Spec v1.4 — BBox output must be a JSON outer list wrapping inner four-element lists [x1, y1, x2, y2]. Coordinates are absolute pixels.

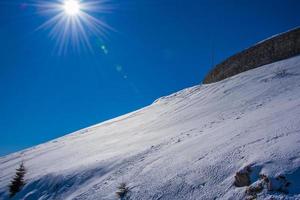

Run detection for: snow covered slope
[[1, 56, 300, 200]]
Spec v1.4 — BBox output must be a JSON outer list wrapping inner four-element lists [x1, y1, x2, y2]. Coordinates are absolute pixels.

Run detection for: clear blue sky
[[0, 0, 299, 156]]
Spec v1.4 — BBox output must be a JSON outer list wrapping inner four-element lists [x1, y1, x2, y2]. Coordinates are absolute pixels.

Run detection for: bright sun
[[37, 0, 113, 53], [63, 0, 81, 16]]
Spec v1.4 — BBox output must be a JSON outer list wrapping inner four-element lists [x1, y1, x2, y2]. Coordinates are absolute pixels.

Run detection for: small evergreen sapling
[[9, 162, 26, 198], [116, 182, 130, 200]]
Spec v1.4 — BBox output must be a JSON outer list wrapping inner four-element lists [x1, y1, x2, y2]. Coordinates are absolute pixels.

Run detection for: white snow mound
[[1, 56, 300, 200]]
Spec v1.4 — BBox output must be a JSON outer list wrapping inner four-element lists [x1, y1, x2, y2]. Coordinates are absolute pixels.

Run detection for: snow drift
[[1, 56, 300, 200]]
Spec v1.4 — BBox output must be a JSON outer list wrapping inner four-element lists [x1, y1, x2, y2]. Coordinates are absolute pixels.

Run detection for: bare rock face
[[203, 27, 300, 84], [234, 166, 252, 187]]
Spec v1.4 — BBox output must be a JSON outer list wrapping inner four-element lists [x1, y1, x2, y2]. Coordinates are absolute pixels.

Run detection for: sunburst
[[36, 0, 113, 54]]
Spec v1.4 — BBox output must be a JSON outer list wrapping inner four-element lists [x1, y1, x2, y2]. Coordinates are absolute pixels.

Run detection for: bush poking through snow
[[116, 182, 130, 200], [8, 162, 26, 198]]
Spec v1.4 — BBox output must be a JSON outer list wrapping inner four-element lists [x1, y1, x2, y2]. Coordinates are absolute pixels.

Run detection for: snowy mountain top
[[1, 56, 300, 199]]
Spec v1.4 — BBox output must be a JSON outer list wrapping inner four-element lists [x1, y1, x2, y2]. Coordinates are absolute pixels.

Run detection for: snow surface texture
[[1, 56, 300, 200]]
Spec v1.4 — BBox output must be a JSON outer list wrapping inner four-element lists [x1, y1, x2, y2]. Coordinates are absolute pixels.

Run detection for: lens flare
[[36, 0, 113, 54]]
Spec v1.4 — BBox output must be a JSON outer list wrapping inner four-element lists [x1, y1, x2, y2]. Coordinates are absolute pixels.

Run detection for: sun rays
[[36, 0, 113, 54]]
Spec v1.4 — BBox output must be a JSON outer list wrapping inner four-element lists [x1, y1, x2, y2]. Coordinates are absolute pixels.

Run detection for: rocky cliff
[[203, 27, 300, 84]]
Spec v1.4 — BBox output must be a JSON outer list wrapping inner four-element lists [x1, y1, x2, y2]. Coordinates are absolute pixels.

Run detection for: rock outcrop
[[203, 27, 300, 84]]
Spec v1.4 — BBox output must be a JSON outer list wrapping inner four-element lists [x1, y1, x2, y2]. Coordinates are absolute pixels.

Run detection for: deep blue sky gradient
[[1, 0, 300, 156]]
